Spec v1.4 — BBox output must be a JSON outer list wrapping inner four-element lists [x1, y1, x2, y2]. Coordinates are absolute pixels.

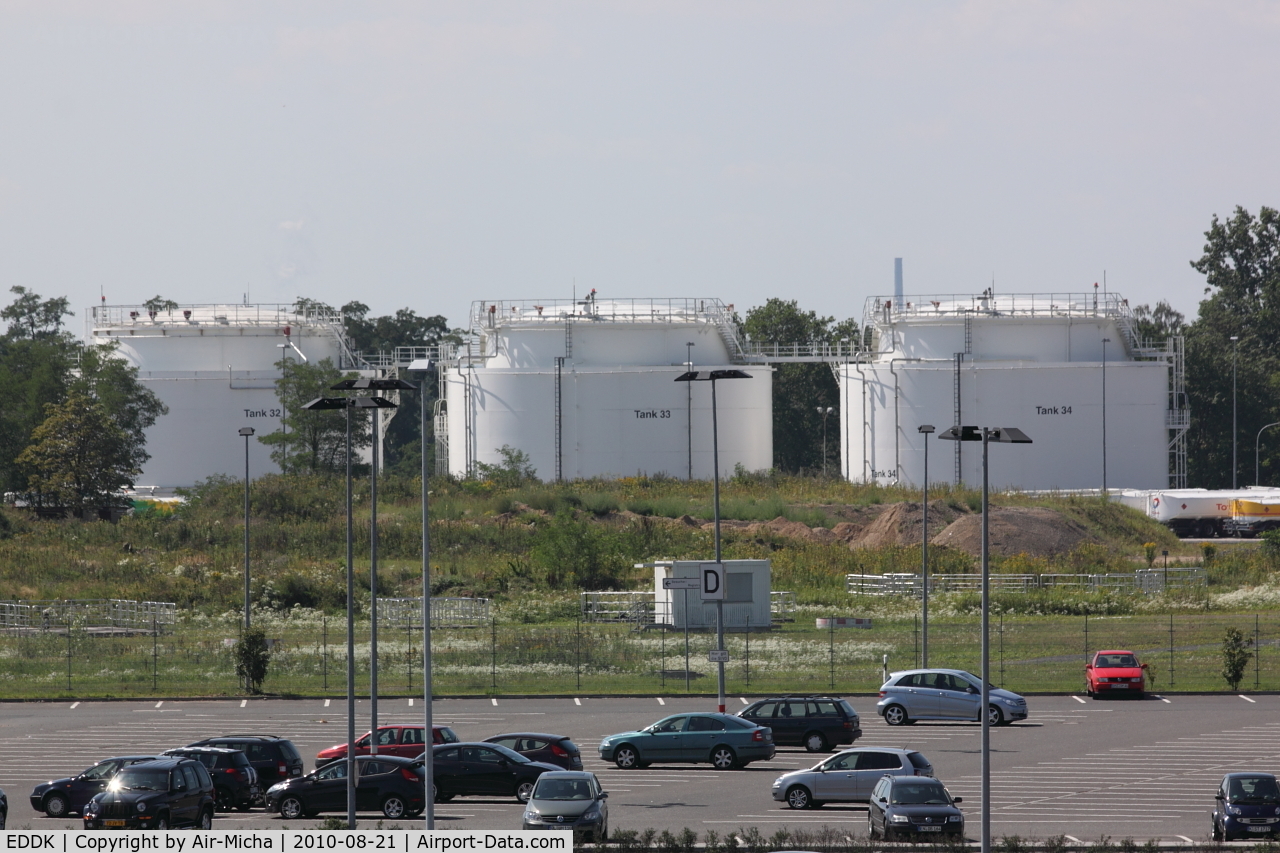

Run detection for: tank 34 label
[[1035, 406, 1072, 415]]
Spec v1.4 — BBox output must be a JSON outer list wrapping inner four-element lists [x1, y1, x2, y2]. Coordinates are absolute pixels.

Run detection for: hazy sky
[[2, 1, 1276, 339]]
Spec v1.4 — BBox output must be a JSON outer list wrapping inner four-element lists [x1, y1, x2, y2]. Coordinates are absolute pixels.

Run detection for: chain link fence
[[0, 610, 1276, 698]]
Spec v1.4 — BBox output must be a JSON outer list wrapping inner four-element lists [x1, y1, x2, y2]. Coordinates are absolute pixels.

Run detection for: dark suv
[[185, 735, 304, 787], [162, 747, 259, 811], [82, 759, 215, 830], [738, 696, 861, 752]]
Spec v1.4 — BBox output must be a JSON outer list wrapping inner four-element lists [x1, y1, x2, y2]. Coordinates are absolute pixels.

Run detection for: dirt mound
[[931, 506, 1097, 558], [851, 501, 964, 548]]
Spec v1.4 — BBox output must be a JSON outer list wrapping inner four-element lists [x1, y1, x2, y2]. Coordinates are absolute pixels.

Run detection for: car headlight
[[949, 815, 963, 823], [137, 801, 148, 812], [890, 814, 910, 823], [84, 802, 99, 816], [524, 811, 540, 823], [267, 783, 285, 794], [581, 803, 601, 820], [1227, 805, 1242, 815]]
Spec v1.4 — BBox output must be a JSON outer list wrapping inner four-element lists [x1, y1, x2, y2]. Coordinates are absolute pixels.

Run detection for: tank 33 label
[[634, 409, 672, 418]]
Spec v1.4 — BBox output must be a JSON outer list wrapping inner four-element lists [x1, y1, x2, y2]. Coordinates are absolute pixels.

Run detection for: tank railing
[[91, 304, 345, 328], [355, 343, 458, 370], [468, 298, 733, 332], [0, 599, 177, 633], [846, 568, 1206, 597], [861, 292, 1134, 330], [375, 596, 491, 628], [739, 340, 863, 360]]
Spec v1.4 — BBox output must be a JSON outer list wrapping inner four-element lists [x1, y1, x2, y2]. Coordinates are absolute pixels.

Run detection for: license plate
[[104, 821, 126, 827], [1248, 826, 1271, 833], [918, 826, 942, 832], [1111, 683, 1129, 689]]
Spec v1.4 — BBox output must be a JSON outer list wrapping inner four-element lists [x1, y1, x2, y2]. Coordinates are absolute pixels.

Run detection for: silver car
[[875, 668, 1028, 726], [521, 771, 609, 842], [771, 747, 933, 809]]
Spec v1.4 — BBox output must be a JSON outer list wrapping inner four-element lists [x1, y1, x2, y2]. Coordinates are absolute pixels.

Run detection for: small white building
[[653, 560, 772, 630]]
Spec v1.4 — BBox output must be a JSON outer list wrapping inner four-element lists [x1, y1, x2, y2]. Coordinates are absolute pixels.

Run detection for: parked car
[[867, 774, 964, 842], [431, 743, 560, 803], [266, 755, 425, 820], [522, 771, 609, 842], [30, 755, 161, 817], [598, 712, 775, 770], [316, 725, 459, 768], [1213, 772, 1280, 841], [1, 786, 7, 830], [484, 733, 583, 770], [1085, 650, 1149, 699], [161, 747, 258, 811], [876, 669, 1028, 726], [82, 759, 215, 830], [185, 735, 304, 786], [739, 696, 861, 752], [771, 747, 934, 809]]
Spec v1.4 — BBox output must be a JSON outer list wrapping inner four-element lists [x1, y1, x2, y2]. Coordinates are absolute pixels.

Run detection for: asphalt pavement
[[2, 693, 1277, 844]]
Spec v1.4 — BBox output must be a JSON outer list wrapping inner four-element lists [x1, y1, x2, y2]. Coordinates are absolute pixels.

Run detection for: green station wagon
[[598, 713, 774, 770]]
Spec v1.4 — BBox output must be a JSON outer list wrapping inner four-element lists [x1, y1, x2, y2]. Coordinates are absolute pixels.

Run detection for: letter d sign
[[700, 562, 724, 600]]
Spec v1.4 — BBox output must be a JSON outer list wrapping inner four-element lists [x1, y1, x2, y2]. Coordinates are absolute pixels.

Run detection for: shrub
[[1221, 626, 1253, 690], [233, 627, 272, 694]]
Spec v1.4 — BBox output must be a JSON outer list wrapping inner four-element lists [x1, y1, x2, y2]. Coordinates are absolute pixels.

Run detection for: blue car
[[1213, 773, 1280, 841], [598, 712, 774, 770], [876, 669, 1028, 726]]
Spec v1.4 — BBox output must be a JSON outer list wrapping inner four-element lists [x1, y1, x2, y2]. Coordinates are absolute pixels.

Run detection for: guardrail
[[376, 596, 491, 628], [581, 590, 799, 625], [845, 567, 1207, 597], [0, 599, 177, 633]]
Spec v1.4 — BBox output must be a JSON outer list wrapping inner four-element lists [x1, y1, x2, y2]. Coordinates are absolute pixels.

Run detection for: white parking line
[[240, 699, 247, 708], [657, 697, 665, 705], [155, 701, 163, 708], [1064, 837, 1081, 844], [324, 699, 331, 707], [1176, 836, 1194, 843], [574, 698, 582, 706], [1239, 695, 1256, 703], [740, 697, 748, 705], [491, 698, 498, 706], [70, 702, 79, 709], [1072, 696, 1086, 704], [1159, 696, 1171, 703]]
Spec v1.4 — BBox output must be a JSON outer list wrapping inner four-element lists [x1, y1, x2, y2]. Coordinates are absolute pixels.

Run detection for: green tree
[[17, 392, 141, 509], [259, 357, 371, 473], [474, 445, 538, 487], [1, 285, 73, 339], [741, 298, 858, 473], [1186, 206, 1280, 487], [233, 627, 272, 694], [141, 296, 179, 317], [529, 510, 629, 590], [1220, 626, 1254, 691], [1130, 301, 1186, 345]]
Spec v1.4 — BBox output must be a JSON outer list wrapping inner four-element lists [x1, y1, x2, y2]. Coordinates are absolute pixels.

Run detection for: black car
[[1, 786, 7, 830], [265, 755, 425, 820], [483, 733, 584, 770], [185, 735, 304, 787], [162, 747, 259, 811], [867, 774, 965, 843], [30, 755, 161, 818], [431, 742, 560, 803], [739, 696, 861, 752], [82, 759, 215, 830], [1213, 772, 1280, 841]]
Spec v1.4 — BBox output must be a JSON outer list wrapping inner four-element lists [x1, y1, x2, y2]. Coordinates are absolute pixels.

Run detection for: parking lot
[[2, 693, 1277, 843]]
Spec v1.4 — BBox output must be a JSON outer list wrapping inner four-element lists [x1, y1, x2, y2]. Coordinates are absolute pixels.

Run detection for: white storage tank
[[440, 297, 772, 481], [88, 303, 352, 489], [839, 292, 1187, 491]]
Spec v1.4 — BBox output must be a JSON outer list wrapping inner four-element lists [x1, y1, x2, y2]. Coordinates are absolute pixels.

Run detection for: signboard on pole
[[707, 649, 730, 663], [700, 562, 724, 600], [662, 577, 701, 590]]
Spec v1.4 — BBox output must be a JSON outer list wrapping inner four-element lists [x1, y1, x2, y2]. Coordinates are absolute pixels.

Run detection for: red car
[[1085, 650, 1148, 699], [316, 725, 459, 768]]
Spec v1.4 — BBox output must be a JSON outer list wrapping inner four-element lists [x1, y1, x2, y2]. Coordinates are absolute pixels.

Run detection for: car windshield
[[532, 778, 594, 801], [1228, 777, 1280, 804], [1096, 654, 1138, 667], [891, 783, 951, 805], [111, 768, 170, 792], [436, 727, 459, 744]]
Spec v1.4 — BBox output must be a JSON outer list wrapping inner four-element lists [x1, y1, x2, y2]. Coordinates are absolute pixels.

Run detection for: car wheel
[[279, 796, 307, 820], [381, 795, 407, 819], [867, 814, 878, 839], [1212, 820, 1223, 842], [44, 792, 69, 818], [710, 746, 737, 770], [154, 814, 170, 831], [883, 704, 909, 726], [198, 807, 213, 830], [803, 731, 828, 753], [785, 785, 812, 810], [515, 781, 535, 804], [0, 809, 6, 830], [215, 787, 236, 812], [987, 704, 1004, 726], [614, 745, 640, 770]]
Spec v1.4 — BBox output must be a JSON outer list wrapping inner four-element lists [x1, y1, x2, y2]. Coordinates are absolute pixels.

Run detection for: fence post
[[153, 613, 158, 692], [407, 616, 412, 692], [322, 615, 328, 691], [999, 612, 1005, 688], [1255, 614, 1261, 690], [1083, 613, 1088, 663], [745, 619, 750, 690], [1168, 614, 1175, 688], [575, 612, 581, 693], [828, 616, 835, 691], [491, 617, 497, 691], [914, 613, 919, 669], [66, 613, 72, 693]]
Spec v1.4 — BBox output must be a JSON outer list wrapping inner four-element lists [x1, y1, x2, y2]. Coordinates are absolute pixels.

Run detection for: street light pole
[[1231, 336, 1240, 489], [370, 406, 379, 755], [1101, 338, 1110, 496], [407, 359, 434, 828], [917, 425, 934, 667], [1258, 422, 1280, 487], [676, 369, 751, 714], [686, 342, 694, 481], [239, 427, 254, 632], [939, 424, 1031, 853]]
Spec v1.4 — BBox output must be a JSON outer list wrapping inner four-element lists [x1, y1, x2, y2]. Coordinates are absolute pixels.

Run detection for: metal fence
[[376, 597, 491, 628], [580, 590, 799, 625], [845, 568, 1207, 597], [0, 599, 177, 633], [0, 611, 1275, 699]]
